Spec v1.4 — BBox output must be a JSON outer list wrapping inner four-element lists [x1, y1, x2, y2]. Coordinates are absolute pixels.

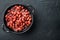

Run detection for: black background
[[0, 0, 60, 40]]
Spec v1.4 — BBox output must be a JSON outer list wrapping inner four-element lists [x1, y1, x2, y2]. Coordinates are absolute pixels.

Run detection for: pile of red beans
[[5, 5, 32, 32]]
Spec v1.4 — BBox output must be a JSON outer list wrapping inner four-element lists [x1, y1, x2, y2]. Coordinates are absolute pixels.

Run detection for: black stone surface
[[0, 0, 60, 40]]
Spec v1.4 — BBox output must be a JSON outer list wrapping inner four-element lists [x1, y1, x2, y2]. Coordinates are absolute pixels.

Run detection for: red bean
[[27, 21, 31, 25], [5, 5, 32, 32], [13, 18, 15, 22]]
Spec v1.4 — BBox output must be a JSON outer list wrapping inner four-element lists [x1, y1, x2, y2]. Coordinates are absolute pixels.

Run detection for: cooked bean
[[5, 5, 32, 32]]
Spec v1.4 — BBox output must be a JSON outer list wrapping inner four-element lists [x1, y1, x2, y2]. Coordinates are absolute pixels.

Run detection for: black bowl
[[2, 4, 34, 34]]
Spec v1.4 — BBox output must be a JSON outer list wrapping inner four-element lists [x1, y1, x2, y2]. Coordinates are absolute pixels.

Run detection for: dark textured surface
[[0, 0, 60, 40]]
